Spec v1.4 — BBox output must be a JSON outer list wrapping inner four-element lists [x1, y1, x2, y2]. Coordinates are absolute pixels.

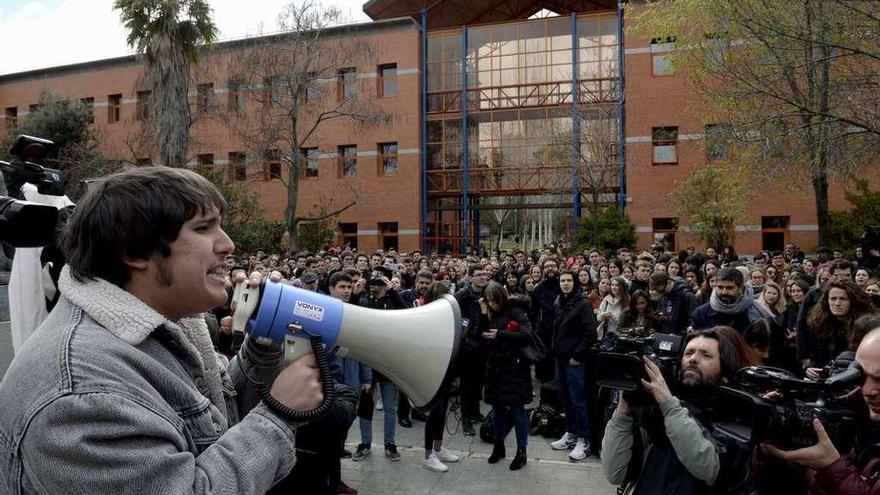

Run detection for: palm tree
[[115, 0, 217, 167]]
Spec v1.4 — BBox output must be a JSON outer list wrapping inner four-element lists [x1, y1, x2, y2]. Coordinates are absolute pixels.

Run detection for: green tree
[[198, 169, 283, 253], [115, 0, 217, 167], [575, 207, 636, 255], [1, 91, 114, 201], [829, 180, 880, 253], [631, 0, 880, 246], [670, 164, 751, 251]]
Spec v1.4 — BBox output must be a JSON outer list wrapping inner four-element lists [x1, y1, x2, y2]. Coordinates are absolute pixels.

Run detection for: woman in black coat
[[479, 281, 533, 471]]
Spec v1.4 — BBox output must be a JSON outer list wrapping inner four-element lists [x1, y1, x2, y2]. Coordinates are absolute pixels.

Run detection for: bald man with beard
[[761, 316, 880, 495]]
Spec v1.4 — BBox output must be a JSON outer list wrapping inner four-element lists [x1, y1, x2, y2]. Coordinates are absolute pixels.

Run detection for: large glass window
[[428, 14, 618, 113]]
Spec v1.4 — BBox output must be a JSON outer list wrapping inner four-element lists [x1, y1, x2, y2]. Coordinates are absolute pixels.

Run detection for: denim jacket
[[0, 267, 297, 494]]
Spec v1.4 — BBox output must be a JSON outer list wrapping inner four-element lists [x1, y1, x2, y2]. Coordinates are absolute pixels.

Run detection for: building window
[[136, 157, 152, 166], [197, 83, 214, 112], [302, 147, 319, 179], [264, 76, 281, 105], [108, 94, 122, 123], [136, 91, 151, 121], [4, 107, 17, 128], [339, 222, 358, 250], [29, 104, 39, 113], [228, 76, 246, 112], [650, 37, 675, 76], [262, 149, 282, 181], [197, 153, 214, 174], [305, 72, 319, 103], [705, 123, 731, 161], [379, 142, 399, 175], [652, 217, 678, 251], [762, 216, 789, 252], [652, 126, 678, 164], [229, 152, 247, 181], [338, 68, 357, 101], [379, 222, 398, 251], [378, 64, 397, 97], [339, 145, 357, 176], [80, 97, 94, 124]]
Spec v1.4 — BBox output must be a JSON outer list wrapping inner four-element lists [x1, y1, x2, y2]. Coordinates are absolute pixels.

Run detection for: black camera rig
[[714, 364, 865, 452], [0, 135, 65, 247]]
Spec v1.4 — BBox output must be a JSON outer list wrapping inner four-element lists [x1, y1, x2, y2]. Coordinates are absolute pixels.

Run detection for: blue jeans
[[556, 359, 590, 439], [492, 404, 528, 448], [360, 380, 398, 445]]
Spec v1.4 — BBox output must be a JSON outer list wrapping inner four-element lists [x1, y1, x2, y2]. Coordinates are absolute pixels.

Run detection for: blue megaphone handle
[[247, 280, 344, 347]]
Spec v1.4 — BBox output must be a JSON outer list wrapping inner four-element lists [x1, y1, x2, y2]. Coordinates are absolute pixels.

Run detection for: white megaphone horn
[[246, 281, 461, 412]]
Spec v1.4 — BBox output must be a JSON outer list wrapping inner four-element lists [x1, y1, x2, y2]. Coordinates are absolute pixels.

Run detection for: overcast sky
[[0, 0, 371, 75]]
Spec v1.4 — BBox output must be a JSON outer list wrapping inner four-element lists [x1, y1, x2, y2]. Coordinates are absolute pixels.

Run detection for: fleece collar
[[57, 266, 226, 413]]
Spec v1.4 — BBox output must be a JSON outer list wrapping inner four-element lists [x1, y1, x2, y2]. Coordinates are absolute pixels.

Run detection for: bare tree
[[215, 0, 389, 251], [632, 0, 880, 246]]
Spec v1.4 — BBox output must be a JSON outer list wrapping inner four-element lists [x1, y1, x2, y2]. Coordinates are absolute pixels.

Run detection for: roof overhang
[[363, 0, 616, 30]]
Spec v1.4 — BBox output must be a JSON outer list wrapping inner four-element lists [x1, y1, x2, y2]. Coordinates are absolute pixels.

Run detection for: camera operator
[[759, 318, 880, 494], [0, 167, 323, 494], [602, 327, 755, 494]]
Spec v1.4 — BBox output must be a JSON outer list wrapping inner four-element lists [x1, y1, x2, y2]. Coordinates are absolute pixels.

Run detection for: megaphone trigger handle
[[255, 334, 337, 423]]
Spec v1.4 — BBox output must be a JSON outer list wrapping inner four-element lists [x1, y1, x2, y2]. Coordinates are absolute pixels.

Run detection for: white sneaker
[[550, 432, 577, 450], [423, 453, 449, 472], [434, 448, 460, 463], [568, 438, 590, 461]]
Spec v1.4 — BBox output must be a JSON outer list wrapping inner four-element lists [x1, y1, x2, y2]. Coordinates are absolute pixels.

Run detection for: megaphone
[[247, 281, 461, 412]]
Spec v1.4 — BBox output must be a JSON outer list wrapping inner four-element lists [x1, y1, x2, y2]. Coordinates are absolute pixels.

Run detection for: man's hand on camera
[[617, 392, 635, 416], [641, 356, 672, 404], [760, 418, 840, 470], [270, 354, 323, 412]]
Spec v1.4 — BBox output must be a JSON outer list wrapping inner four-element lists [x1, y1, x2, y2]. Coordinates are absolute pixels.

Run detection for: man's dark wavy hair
[[62, 166, 227, 287]]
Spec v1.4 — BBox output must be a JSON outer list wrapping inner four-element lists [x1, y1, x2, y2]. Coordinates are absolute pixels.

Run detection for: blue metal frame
[[420, 10, 429, 250], [460, 26, 470, 253], [616, 2, 627, 210], [571, 13, 581, 227]]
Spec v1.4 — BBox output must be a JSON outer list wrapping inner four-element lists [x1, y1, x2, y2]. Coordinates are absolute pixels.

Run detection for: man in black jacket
[[649, 272, 696, 335], [533, 258, 561, 383], [455, 263, 489, 436]]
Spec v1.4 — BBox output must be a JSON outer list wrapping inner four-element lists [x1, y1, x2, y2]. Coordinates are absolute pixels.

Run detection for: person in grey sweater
[[601, 327, 755, 494]]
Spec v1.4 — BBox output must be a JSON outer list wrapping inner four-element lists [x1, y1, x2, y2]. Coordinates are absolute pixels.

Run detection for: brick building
[[0, 0, 872, 254]]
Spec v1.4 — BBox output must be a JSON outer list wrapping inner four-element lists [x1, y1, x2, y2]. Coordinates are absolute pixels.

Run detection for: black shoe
[[385, 443, 401, 461], [509, 447, 527, 471], [412, 410, 428, 422], [462, 421, 475, 436], [341, 448, 353, 459], [398, 417, 413, 428], [488, 442, 506, 464]]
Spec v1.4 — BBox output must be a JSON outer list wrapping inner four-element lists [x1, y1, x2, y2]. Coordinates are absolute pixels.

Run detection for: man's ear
[[122, 256, 150, 272]]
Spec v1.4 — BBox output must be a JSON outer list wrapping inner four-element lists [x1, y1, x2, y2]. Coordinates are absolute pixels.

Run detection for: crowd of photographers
[[213, 237, 880, 494]]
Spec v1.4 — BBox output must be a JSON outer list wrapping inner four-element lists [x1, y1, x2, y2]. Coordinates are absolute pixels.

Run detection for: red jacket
[[809, 455, 880, 495]]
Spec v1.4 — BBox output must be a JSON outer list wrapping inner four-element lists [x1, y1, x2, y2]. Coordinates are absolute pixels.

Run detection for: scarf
[[709, 283, 772, 321]]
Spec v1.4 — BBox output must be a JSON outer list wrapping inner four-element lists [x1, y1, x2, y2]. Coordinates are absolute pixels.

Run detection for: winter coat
[[0, 267, 297, 495], [455, 285, 487, 354], [533, 278, 561, 349], [655, 279, 697, 335], [598, 294, 625, 337], [481, 296, 534, 406], [552, 290, 599, 362]]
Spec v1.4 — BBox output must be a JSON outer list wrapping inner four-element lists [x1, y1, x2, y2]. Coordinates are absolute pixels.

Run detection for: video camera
[[714, 363, 865, 452], [595, 329, 684, 404], [0, 135, 65, 247]]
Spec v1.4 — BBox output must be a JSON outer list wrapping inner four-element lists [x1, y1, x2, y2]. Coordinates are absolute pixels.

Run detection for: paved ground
[[340, 400, 617, 495]]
